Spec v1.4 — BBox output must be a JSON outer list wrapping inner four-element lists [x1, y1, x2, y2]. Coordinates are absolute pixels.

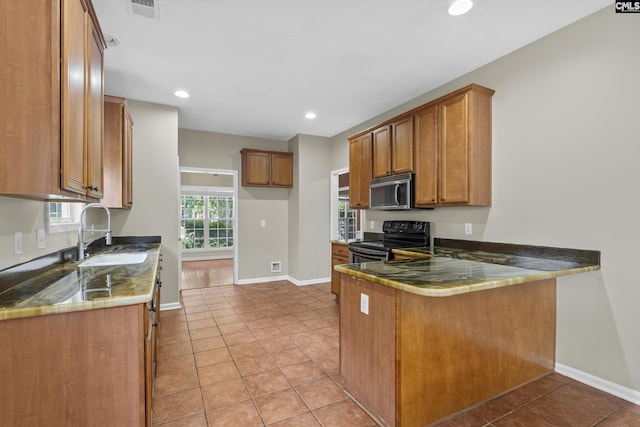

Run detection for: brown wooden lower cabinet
[[340, 274, 556, 427], [330, 243, 349, 298], [0, 298, 160, 426]]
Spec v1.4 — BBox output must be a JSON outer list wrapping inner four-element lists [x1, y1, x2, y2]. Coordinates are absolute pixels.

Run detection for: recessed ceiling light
[[174, 90, 190, 98], [305, 112, 317, 119], [448, 0, 473, 16]]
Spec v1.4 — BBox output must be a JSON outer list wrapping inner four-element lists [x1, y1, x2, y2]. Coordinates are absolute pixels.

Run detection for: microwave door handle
[[394, 184, 400, 206]]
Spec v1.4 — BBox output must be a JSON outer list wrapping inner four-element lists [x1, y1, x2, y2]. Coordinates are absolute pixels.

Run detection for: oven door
[[349, 245, 390, 263]]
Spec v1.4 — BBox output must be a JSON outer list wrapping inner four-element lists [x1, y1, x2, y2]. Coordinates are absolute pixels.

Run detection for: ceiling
[[92, 0, 612, 141]]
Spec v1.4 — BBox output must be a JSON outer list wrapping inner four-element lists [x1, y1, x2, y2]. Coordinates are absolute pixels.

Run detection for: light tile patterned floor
[[153, 281, 377, 426], [154, 280, 640, 426]]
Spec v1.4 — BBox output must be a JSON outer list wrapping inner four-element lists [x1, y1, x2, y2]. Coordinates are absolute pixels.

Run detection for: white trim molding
[[555, 363, 640, 405], [160, 302, 182, 311], [235, 275, 289, 285], [235, 275, 331, 286]]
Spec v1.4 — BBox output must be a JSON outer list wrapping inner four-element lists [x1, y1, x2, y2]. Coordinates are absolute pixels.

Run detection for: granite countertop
[[0, 238, 161, 321], [330, 240, 351, 245], [334, 241, 600, 297]]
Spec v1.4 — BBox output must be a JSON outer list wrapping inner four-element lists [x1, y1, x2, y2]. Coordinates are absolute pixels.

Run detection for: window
[[180, 194, 234, 250], [45, 202, 84, 233], [338, 188, 357, 241]]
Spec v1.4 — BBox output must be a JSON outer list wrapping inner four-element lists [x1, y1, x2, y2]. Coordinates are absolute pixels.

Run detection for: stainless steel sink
[[78, 252, 147, 267]]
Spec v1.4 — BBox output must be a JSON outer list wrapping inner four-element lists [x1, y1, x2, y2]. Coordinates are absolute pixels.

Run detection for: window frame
[[180, 186, 235, 252], [45, 202, 84, 234]]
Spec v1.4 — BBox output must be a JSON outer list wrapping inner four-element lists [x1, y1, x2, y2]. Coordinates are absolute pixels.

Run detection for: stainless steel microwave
[[369, 173, 414, 210]]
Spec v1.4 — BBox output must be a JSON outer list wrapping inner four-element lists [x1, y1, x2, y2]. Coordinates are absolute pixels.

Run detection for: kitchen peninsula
[[335, 240, 600, 427]]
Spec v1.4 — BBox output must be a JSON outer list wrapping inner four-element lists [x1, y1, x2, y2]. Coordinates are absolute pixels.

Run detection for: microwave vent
[[130, 0, 159, 19]]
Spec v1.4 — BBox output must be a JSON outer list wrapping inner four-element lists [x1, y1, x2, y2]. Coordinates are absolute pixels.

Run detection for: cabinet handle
[[431, 198, 436, 202], [152, 323, 158, 328]]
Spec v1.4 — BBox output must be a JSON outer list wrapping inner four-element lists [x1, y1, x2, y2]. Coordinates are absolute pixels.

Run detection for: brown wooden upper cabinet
[[415, 84, 495, 207], [348, 83, 494, 209], [372, 116, 414, 178], [103, 96, 134, 209], [0, 0, 106, 201], [61, 0, 105, 199], [240, 149, 294, 188], [348, 133, 373, 209]]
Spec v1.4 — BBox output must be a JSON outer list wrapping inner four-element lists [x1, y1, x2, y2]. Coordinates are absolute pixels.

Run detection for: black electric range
[[348, 220, 430, 262]]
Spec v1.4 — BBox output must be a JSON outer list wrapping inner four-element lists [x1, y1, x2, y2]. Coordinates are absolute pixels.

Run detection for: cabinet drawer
[[332, 243, 349, 258]]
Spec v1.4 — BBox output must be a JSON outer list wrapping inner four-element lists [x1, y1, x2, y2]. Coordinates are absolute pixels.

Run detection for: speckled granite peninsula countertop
[[334, 239, 600, 297], [0, 237, 161, 320]]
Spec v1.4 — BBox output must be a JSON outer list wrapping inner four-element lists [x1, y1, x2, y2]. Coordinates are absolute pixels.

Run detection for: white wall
[[109, 100, 180, 306], [330, 7, 640, 392]]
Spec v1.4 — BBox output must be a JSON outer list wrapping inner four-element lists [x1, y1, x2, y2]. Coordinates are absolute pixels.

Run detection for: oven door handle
[[349, 246, 389, 257]]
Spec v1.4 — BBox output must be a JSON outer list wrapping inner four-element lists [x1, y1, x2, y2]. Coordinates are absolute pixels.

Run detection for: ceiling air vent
[[130, 0, 159, 19]]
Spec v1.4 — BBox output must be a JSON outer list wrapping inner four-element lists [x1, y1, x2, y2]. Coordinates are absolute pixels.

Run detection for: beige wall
[[178, 129, 291, 281], [287, 134, 332, 283], [109, 100, 180, 305], [330, 7, 640, 391], [0, 198, 77, 270]]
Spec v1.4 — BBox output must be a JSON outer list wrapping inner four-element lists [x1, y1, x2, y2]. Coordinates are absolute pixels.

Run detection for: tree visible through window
[[181, 195, 234, 250]]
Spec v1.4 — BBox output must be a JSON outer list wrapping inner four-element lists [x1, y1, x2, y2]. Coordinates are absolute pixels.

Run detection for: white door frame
[[178, 166, 239, 287]]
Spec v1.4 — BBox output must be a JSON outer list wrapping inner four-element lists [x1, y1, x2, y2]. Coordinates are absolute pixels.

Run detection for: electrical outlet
[[36, 229, 46, 249], [14, 232, 23, 255], [360, 293, 369, 315], [260, 219, 266, 227], [465, 223, 472, 235]]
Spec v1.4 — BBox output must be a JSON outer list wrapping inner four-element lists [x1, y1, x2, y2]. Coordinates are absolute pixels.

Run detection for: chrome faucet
[[77, 203, 112, 261]]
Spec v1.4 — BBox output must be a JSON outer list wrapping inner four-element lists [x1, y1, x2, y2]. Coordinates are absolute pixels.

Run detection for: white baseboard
[[288, 276, 331, 286], [555, 363, 640, 405], [235, 275, 288, 285], [181, 255, 233, 261], [160, 301, 181, 311], [235, 275, 330, 286]]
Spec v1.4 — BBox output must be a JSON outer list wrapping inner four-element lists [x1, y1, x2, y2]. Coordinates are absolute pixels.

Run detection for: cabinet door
[[439, 92, 470, 204], [103, 96, 133, 208], [243, 151, 270, 186], [414, 105, 439, 206], [102, 100, 123, 207], [271, 153, 293, 187], [349, 134, 372, 209], [123, 104, 134, 207], [372, 125, 391, 178], [0, 1, 59, 196], [61, 0, 89, 195], [340, 275, 396, 426], [331, 243, 349, 297], [86, 19, 104, 199], [391, 116, 414, 174]]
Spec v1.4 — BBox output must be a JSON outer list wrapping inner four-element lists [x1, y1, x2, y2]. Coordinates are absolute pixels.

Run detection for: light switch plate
[[14, 232, 23, 254], [464, 223, 472, 235]]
